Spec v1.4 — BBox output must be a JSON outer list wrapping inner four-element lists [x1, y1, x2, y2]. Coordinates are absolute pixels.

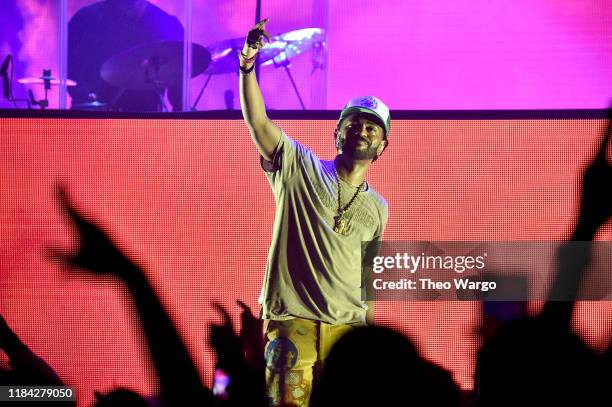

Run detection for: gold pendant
[[333, 215, 348, 235]]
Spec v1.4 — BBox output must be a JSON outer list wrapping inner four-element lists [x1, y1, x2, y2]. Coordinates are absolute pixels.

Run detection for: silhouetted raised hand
[[475, 111, 612, 406], [0, 313, 13, 349], [210, 303, 245, 374], [47, 185, 131, 275], [49, 185, 213, 406], [544, 109, 612, 318], [0, 314, 66, 388], [210, 302, 267, 407], [237, 300, 265, 372], [576, 109, 612, 234]]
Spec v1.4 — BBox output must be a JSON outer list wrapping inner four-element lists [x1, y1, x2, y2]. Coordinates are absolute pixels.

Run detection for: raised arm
[[542, 108, 612, 324], [0, 314, 66, 387], [48, 186, 212, 406], [239, 18, 281, 162]]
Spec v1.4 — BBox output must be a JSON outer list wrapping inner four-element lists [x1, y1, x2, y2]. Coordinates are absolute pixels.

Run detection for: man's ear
[[334, 127, 343, 152], [376, 138, 388, 158]]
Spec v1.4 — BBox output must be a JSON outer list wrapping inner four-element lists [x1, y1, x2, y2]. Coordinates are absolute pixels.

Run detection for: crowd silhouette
[[1, 111, 612, 406]]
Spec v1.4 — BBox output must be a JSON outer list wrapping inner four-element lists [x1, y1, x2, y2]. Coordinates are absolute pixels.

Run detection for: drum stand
[[190, 55, 306, 111], [273, 55, 305, 110], [191, 74, 212, 111]]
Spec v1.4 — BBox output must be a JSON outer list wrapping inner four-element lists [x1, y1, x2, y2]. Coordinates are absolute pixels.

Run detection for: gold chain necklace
[[333, 170, 365, 235]]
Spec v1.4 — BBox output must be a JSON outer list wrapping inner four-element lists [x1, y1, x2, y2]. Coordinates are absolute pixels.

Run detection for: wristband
[[239, 63, 256, 75], [239, 51, 258, 64]]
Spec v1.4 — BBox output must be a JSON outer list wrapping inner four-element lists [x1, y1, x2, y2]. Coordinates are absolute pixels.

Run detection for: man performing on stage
[[239, 19, 390, 406]]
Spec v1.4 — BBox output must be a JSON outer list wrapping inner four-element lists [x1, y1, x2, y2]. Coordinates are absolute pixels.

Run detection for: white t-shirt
[[259, 132, 388, 325]]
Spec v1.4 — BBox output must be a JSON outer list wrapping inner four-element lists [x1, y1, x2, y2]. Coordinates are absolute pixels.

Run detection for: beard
[[338, 134, 379, 160]]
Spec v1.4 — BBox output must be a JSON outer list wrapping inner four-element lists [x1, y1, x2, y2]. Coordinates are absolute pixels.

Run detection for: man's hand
[[242, 18, 271, 59], [47, 185, 132, 275], [578, 109, 612, 231]]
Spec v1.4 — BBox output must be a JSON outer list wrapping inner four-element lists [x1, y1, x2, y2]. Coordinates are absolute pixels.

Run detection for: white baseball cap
[[339, 96, 391, 136]]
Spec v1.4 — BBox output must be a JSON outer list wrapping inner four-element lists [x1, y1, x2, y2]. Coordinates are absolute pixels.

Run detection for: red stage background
[[1, 117, 612, 405]]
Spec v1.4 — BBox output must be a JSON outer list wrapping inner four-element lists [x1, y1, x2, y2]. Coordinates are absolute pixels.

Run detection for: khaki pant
[[263, 318, 354, 406]]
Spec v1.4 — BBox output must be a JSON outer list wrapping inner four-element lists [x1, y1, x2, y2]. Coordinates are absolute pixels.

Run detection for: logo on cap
[[357, 96, 379, 110]]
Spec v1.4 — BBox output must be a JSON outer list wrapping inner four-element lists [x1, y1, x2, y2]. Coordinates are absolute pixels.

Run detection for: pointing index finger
[[262, 30, 272, 42], [256, 18, 269, 27], [55, 184, 86, 227]]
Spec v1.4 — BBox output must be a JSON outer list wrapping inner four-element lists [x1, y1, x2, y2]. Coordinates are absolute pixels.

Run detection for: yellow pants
[[263, 318, 354, 407]]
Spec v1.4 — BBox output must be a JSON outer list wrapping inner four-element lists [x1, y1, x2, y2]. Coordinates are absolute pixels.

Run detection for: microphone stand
[[1, 54, 31, 109]]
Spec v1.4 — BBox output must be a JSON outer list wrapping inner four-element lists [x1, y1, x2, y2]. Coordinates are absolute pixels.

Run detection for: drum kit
[[16, 28, 325, 111]]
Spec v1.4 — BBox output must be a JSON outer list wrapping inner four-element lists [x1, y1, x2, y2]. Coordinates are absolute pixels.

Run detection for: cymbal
[[204, 37, 285, 75], [18, 76, 77, 86], [100, 40, 211, 90], [261, 28, 325, 66], [72, 100, 107, 109], [276, 28, 324, 43]]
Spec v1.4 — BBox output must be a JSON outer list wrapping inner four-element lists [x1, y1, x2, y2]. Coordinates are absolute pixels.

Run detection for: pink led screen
[[2, 0, 612, 110], [2, 117, 612, 406]]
